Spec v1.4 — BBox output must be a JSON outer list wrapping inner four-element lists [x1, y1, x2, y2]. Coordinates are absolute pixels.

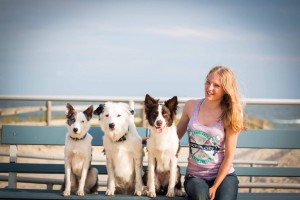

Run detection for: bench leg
[[8, 172, 17, 188], [8, 145, 17, 188]]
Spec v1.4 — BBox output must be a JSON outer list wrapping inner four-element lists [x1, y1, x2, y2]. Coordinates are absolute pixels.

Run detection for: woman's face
[[204, 71, 225, 102]]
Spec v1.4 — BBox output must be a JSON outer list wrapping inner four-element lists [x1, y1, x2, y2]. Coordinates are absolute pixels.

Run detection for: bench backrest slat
[[2, 125, 300, 149], [237, 129, 300, 149], [1, 125, 149, 146], [180, 129, 300, 149]]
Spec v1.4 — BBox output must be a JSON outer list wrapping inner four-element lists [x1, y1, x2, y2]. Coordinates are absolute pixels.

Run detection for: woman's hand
[[209, 185, 217, 200]]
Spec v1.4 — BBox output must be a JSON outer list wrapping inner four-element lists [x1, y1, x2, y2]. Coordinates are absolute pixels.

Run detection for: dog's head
[[65, 103, 93, 138], [144, 94, 178, 133], [94, 102, 134, 142]]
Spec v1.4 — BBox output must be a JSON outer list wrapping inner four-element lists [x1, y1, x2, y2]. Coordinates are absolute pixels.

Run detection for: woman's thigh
[[184, 175, 210, 200], [215, 173, 239, 200]]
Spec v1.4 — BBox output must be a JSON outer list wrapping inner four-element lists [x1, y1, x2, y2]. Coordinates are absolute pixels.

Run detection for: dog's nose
[[156, 120, 162, 127], [109, 123, 115, 129], [73, 128, 78, 133]]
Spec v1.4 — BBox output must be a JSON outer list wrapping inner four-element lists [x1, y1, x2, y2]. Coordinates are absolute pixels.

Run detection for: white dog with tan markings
[[62, 103, 98, 196], [94, 102, 144, 196]]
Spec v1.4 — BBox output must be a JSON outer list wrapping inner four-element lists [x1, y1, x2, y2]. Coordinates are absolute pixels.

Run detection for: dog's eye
[[117, 114, 121, 117], [81, 120, 85, 123], [105, 114, 109, 117], [71, 118, 75, 123]]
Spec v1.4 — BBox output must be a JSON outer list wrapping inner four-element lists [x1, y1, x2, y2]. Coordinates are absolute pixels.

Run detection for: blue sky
[[1, 0, 300, 99]]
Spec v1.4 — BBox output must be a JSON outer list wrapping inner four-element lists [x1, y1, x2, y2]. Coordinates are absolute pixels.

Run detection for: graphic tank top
[[186, 99, 234, 181]]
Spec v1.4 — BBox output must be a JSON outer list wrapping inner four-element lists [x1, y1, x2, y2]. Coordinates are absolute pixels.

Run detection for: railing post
[[142, 104, 147, 128], [46, 101, 52, 126]]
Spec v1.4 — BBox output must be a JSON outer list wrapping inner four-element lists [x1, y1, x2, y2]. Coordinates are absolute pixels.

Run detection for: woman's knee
[[215, 173, 239, 200], [184, 175, 209, 200]]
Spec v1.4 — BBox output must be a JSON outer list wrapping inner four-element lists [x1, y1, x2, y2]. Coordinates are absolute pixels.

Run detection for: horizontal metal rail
[[1, 95, 300, 105]]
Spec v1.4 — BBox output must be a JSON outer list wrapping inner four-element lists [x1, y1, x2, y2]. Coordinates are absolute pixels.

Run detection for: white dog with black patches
[[93, 102, 144, 196], [143, 94, 183, 198], [62, 103, 98, 196]]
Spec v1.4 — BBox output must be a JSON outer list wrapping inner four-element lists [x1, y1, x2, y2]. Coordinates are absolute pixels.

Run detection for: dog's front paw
[[76, 189, 85, 196], [166, 189, 175, 198], [62, 190, 71, 196], [134, 184, 144, 196], [106, 189, 115, 196], [142, 186, 149, 196], [147, 190, 156, 198], [176, 189, 185, 197]]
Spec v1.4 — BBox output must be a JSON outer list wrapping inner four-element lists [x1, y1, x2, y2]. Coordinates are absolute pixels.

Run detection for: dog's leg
[[106, 157, 116, 196], [175, 166, 184, 196], [133, 148, 144, 196], [166, 156, 177, 197], [147, 153, 156, 198], [84, 167, 99, 194], [63, 159, 72, 196], [77, 162, 89, 196]]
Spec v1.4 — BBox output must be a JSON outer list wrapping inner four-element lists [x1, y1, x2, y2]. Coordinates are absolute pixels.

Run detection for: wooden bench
[[0, 125, 300, 200]]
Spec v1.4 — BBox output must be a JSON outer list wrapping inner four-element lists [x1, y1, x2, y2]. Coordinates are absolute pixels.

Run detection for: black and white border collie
[[62, 103, 98, 196], [143, 94, 183, 198]]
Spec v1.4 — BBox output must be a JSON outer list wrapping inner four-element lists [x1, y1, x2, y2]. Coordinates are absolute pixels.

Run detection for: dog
[[62, 103, 98, 196], [93, 102, 144, 196], [143, 94, 183, 198]]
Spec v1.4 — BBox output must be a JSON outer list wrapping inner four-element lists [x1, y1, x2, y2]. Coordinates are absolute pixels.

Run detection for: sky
[[0, 0, 300, 99]]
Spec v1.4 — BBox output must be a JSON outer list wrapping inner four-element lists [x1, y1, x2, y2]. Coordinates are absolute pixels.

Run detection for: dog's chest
[[65, 139, 92, 176], [148, 131, 178, 153]]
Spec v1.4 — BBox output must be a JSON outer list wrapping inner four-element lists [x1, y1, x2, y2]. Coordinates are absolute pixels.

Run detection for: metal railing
[[1, 95, 300, 126]]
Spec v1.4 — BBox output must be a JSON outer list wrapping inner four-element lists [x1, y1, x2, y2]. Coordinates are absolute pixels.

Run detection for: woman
[[177, 66, 244, 200]]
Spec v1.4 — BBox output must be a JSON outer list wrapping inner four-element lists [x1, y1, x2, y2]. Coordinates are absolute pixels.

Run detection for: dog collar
[[115, 127, 129, 142], [70, 133, 87, 141], [116, 133, 127, 142]]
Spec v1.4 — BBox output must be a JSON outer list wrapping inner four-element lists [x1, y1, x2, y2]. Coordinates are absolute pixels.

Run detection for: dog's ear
[[83, 105, 94, 121], [118, 103, 134, 116], [94, 104, 105, 115], [66, 103, 76, 118], [144, 94, 159, 107], [165, 96, 178, 119], [129, 109, 135, 115]]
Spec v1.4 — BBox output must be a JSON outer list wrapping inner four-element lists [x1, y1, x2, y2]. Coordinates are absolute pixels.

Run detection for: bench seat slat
[[0, 189, 186, 200], [0, 188, 299, 200]]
